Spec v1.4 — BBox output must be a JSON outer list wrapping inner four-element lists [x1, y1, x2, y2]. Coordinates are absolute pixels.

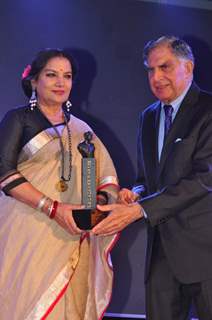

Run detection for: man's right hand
[[118, 188, 139, 204]]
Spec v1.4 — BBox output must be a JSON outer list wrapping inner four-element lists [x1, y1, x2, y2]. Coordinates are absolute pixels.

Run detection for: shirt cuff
[[132, 185, 145, 198], [142, 208, 148, 219]]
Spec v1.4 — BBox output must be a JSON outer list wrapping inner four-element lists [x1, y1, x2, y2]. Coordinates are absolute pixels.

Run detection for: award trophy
[[72, 131, 104, 230]]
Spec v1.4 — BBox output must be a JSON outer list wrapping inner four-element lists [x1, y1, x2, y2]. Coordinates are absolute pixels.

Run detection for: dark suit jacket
[[137, 82, 212, 283]]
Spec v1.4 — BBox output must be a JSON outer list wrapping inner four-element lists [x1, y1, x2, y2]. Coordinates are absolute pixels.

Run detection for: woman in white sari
[[0, 49, 119, 320]]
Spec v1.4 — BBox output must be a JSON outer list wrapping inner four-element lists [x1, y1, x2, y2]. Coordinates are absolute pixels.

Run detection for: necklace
[[39, 107, 72, 192], [54, 114, 72, 192]]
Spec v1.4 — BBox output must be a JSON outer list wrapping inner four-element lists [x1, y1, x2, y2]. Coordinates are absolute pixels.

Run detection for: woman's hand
[[54, 203, 85, 235], [117, 188, 139, 204], [8, 182, 84, 235]]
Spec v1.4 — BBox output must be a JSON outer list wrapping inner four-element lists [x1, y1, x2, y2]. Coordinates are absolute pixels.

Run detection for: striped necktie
[[164, 104, 173, 140]]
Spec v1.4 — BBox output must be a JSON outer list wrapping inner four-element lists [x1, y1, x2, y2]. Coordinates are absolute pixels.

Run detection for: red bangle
[[49, 201, 59, 219]]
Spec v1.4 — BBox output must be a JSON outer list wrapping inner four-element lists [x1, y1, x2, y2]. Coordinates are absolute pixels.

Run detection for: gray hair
[[143, 35, 195, 67]]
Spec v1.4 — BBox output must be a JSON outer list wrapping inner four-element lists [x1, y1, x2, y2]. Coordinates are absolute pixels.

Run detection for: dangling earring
[[66, 100, 72, 112], [29, 90, 37, 111]]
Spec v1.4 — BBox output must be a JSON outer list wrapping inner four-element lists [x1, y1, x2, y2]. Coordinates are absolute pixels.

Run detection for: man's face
[[146, 45, 193, 104]]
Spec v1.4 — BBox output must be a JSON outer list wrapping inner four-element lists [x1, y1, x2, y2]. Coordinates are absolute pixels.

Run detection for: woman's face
[[32, 56, 73, 107]]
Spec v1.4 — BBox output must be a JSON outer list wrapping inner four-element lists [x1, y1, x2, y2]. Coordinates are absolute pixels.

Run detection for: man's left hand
[[92, 202, 144, 235]]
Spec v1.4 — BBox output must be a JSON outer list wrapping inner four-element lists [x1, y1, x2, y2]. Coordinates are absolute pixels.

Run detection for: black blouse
[[0, 105, 70, 193]]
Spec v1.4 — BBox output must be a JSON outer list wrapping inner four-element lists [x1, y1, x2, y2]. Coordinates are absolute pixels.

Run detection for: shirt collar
[[161, 82, 192, 114]]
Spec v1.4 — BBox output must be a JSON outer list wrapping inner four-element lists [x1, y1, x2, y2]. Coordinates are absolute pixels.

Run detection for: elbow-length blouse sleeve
[[0, 109, 27, 193]]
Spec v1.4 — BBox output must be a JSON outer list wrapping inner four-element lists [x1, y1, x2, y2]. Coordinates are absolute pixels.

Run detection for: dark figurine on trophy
[[77, 131, 95, 158]]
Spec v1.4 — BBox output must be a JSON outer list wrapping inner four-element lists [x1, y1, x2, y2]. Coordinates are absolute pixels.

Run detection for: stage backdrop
[[1, 0, 212, 317]]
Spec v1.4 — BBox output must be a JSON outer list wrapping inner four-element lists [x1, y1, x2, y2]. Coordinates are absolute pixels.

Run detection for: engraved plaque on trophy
[[72, 131, 96, 230]]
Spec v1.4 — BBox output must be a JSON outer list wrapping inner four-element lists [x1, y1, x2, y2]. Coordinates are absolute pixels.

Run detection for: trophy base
[[72, 209, 108, 230]]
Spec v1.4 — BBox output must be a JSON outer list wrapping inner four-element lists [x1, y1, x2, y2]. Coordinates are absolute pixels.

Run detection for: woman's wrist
[[37, 195, 59, 219], [37, 195, 50, 211]]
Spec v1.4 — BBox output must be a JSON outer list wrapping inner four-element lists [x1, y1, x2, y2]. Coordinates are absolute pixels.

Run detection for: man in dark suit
[[92, 36, 212, 319]]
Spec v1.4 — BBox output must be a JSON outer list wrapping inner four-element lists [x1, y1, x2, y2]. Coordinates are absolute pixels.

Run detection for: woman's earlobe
[[30, 79, 36, 91]]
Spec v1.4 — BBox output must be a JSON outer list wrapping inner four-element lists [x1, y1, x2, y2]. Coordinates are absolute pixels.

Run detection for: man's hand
[[92, 202, 144, 235], [118, 188, 139, 204]]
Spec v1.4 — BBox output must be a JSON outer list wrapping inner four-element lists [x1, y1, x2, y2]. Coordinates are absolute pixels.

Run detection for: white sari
[[0, 115, 119, 320]]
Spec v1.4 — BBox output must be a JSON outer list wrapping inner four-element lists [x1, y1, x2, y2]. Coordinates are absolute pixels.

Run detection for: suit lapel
[[142, 101, 161, 190], [157, 82, 200, 180]]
